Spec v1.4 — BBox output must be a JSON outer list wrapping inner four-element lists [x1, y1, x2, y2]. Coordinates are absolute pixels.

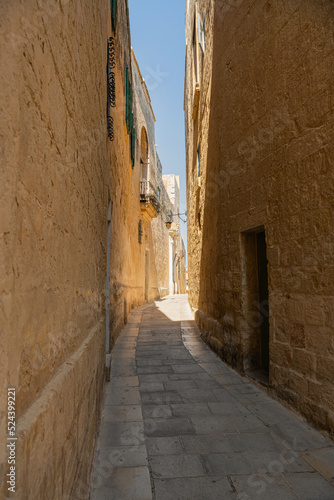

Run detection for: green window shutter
[[131, 125, 136, 168], [125, 66, 133, 134], [111, 0, 117, 32]]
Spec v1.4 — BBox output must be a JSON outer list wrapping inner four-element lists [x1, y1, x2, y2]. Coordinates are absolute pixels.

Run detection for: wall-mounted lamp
[[165, 212, 187, 228]]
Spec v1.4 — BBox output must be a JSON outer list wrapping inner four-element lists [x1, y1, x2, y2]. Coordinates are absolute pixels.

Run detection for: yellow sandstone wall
[[131, 52, 172, 303], [185, 0, 215, 309], [185, 0, 334, 435], [0, 0, 163, 497], [1, 0, 111, 496]]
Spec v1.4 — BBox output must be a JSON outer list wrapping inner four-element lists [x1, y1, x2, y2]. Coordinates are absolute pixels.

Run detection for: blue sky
[[128, 0, 188, 249]]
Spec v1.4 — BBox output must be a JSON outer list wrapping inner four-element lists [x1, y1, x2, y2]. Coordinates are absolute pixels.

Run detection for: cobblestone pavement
[[90, 295, 334, 500]]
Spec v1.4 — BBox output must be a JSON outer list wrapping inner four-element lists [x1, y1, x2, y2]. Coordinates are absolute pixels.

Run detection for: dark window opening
[[138, 220, 143, 244]]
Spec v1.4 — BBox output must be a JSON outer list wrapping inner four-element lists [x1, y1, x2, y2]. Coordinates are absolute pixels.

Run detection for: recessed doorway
[[241, 228, 270, 384]]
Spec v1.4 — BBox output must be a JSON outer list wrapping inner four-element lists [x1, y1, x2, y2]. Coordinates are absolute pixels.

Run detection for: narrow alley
[[2, 1, 334, 498], [90, 295, 334, 500]]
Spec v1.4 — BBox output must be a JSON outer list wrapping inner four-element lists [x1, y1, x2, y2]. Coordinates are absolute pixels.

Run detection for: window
[[197, 143, 201, 177], [125, 65, 135, 168], [138, 220, 143, 244], [192, 18, 198, 82], [198, 14, 206, 53], [125, 66, 133, 133], [110, 0, 117, 32], [157, 187, 161, 202]]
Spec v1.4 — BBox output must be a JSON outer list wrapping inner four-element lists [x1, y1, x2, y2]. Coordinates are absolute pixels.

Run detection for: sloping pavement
[[90, 295, 334, 500]]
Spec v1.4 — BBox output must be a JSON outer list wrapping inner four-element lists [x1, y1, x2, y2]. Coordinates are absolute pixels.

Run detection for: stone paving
[[90, 295, 334, 500]]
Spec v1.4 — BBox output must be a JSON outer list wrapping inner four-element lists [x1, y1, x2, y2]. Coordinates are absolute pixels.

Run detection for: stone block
[[308, 380, 334, 409], [305, 325, 333, 358], [271, 342, 292, 369], [288, 371, 308, 395], [292, 349, 315, 376], [289, 323, 306, 348], [316, 355, 334, 384], [299, 398, 328, 430]]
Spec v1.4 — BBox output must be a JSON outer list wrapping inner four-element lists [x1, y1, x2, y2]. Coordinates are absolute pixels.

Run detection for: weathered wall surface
[[151, 156, 173, 298], [185, 0, 334, 435], [0, 0, 111, 497], [185, 0, 215, 308], [106, 4, 147, 342], [0, 0, 179, 497], [163, 175, 187, 294], [0, 0, 144, 497], [131, 53, 171, 302]]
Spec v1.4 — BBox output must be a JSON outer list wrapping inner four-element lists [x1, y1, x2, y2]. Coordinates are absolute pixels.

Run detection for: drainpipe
[[105, 201, 112, 381]]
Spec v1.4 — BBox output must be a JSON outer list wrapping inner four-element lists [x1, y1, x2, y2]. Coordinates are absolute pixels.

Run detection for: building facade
[[185, 0, 334, 435], [131, 50, 172, 303], [163, 175, 187, 295], [0, 1, 177, 498]]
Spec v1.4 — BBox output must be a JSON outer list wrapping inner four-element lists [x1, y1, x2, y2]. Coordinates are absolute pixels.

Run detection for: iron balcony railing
[[140, 181, 161, 213]]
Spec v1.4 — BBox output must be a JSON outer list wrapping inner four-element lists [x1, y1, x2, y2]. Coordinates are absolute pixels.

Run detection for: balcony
[[140, 181, 160, 221]]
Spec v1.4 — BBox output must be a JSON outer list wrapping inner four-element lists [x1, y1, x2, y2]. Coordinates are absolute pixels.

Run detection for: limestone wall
[[0, 0, 159, 497], [185, 0, 334, 435], [0, 0, 113, 496], [151, 156, 174, 298], [185, 0, 215, 309], [131, 52, 172, 302]]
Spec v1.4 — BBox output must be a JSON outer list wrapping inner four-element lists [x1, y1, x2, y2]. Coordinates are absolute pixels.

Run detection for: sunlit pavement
[[90, 295, 334, 500]]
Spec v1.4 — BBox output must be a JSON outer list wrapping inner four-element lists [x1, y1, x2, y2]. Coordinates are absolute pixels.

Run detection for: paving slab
[[95, 446, 149, 467], [284, 471, 334, 499], [98, 421, 145, 447], [171, 403, 212, 416], [227, 432, 280, 452], [109, 376, 139, 388], [181, 434, 233, 454], [242, 449, 314, 474], [202, 452, 254, 475], [163, 379, 199, 391], [301, 447, 334, 483], [137, 366, 173, 374], [231, 474, 298, 499], [150, 454, 206, 478], [91, 467, 152, 500], [139, 382, 165, 392], [144, 417, 195, 437], [90, 295, 334, 500], [142, 405, 173, 419], [153, 477, 236, 500], [146, 436, 185, 456], [103, 404, 143, 423], [178, 388, 219, 403], [269, 420, 333, 451], [189, 415, 237, 434], [105, 386, 141, 405], [141, 390, 183, 405]]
